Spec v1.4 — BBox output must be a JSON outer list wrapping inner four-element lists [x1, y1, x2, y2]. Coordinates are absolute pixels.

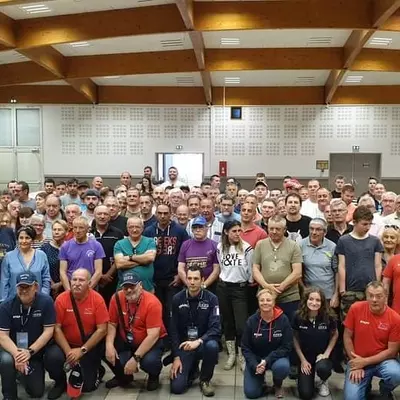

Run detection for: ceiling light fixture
[[20, 3, 52, 14], [224, 77, 241, 84], [103, 76, 121, 79], [220, 38, 240, 46], [345, 75, 363, 83], [369, 37, 393, 46], [307, 37, 333, 46], [295, 76, 315, 85], [160, 39, 184, 48], [176, 76, 195, 86], [70, 42, 91, 47]]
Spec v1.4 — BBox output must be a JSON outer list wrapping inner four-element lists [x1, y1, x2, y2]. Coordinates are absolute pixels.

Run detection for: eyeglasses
[[385, 225, 399, 230]]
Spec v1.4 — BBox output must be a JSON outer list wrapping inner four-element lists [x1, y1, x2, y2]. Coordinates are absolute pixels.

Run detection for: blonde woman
[[216, 220, 253, 371], [381, 225, 399, 269]]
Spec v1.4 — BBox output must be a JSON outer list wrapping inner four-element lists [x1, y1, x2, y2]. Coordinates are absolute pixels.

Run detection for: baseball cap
[[67, 364, 83, 398], [192, 216, 207, 227], [254, 181, 268, 189], [16, 271, 37, 287], [121, 271, 142, 286], [83, 189, 100, 198], [77, 181, 90, 189]]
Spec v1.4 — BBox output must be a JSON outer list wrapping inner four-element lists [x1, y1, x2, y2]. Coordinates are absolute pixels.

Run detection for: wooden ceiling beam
[[0, 12, 16, 48], [66, 78, 98, 104], [176, 0, 194, 30], [324, 0, 400, 104], [194, 0, 370, 31], [14, 5, 186, 49]]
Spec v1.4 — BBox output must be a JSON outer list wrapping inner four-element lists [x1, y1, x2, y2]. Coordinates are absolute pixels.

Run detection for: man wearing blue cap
[[0, 271, 55, 400], [105, 271, 167, 390], [178, 216, 219, 293]]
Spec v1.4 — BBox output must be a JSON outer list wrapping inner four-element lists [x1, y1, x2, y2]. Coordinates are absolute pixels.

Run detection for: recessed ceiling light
[[345, 75, 363, 83], [369, 37, 393, 46], [295, 76, 315, 85], [103, 76, 121, 79], [160, 39, 184, 49], [70, 42, 91, 48], [19, 3, 52, 14], [176, 76, 195, 86], [220, 38, 240, 46], [224, 77, 241, 84]]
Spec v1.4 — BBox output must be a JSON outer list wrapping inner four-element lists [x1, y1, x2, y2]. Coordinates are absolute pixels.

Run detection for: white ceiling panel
[[211, 70, 331, 86], [28, 80, 69, 85], [0, 50, 29, 65], [0, 0, 174, 20], [365, 31, 400, 50], [342, 71, 400, 86], [93, 72, 203, 86], [53, 33, 192, 56], [203, 29, 352, 49]]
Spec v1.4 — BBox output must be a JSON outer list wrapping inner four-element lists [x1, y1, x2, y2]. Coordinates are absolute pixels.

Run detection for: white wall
[[41, 104, 400, 178]]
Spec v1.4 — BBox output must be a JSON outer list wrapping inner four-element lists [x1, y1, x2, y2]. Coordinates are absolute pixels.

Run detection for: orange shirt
[[109, 290, 167, 347], [55, 289, 109, 347], [344, 301, 400, 358], [241, 224, 268, 249], [383, 254, 400, 314]]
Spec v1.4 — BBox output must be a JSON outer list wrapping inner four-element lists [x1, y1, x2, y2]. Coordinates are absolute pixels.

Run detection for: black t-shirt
[[325, 224, 353, 244], [0, 293, 55, 355], [286, 215, 312, 241], [331, 190, 342, 199], [92, 225, 124, 274], [292, 313, 337, 362], [110, 215, 128, 236]]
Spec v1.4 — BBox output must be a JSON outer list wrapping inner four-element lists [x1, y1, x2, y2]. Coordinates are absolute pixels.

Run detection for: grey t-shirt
[[336, 234, 383, 291]]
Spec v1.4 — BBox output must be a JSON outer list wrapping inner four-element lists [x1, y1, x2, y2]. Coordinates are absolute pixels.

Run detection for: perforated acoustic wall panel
[[41, 105, 400, 178]]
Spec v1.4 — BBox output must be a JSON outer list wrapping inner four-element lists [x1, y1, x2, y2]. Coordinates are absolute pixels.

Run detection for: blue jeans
[[278, 300, 300, 324], [244, 357, 290, 399], [170, 340, 219, 394], [344, 359, 400, 400]]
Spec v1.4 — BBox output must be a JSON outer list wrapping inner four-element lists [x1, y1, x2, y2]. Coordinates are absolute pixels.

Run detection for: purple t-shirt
[[178, 238, 218, 279], [59, 238, 105, 278]]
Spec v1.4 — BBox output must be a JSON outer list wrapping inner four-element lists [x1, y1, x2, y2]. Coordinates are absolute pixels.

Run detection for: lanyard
[[126, 295, 142, 331], [20, 305, 32, 330]]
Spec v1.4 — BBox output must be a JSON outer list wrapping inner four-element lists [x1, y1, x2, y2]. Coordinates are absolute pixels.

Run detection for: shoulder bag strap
[[115, 291, 127, 333], [70, 292, 86, 344]]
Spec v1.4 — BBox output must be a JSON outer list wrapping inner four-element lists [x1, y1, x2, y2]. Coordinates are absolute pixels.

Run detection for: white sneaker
[[318, 382, 330, 397]]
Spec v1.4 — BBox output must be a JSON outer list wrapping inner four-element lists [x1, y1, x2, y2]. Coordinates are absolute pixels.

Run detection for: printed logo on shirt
[[360, 320, 370, 325], [198, 301, 209, 310], [299, 325, 308, 330], [378, 322, 389, 331], [83, 308, 93, 315], [178, 303, 189, 309], [86, 250, 95, 258], [155, 236, 178, 256], [318, 324, 328, 330], [221, 253, 243, 267], [213, 306, 220, 316], [13, 315, 21, 319], [66, 309, 74, 312], [33, 311, 42, 318], [273, 330, 283, 338]]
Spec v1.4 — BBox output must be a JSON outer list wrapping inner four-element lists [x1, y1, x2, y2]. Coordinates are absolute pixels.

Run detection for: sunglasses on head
[[385, 225, 399, 230]]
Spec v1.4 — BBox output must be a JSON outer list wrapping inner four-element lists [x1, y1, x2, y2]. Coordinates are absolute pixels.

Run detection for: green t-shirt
[[114, 236, 156, 292], [253, 237, 303, 303]]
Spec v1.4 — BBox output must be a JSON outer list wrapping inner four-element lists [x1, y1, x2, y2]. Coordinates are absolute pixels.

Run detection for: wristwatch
[[28, 347, 34, 356], [133, 353, 142, 363], [80, 346, 88, 354]]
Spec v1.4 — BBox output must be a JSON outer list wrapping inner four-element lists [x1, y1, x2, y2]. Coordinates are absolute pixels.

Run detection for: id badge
[[16, 332, 29, 349], [187, 326, 198, 341], [126, 332, 134, 344]]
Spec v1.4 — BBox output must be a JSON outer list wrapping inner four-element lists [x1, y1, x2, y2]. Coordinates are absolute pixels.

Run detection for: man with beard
[[103, 196, 128, 235], [285, 193, 311, 243], [160, 167, 185, 189], [44, 178, 56, 195], [153, 186, 165, 207], [82, 190, 100, 225], [61, 178, 82, 209]]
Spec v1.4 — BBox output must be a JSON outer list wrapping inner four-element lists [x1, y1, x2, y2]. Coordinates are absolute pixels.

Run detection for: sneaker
[[318, 382, 330, 397], [274, 386, 284, 399], [146, 375, 160, 391], [95, 365, 106, 388], [105, 376, 133, 390], [200, 381, 215, 397], [47, 382, 66, 400]]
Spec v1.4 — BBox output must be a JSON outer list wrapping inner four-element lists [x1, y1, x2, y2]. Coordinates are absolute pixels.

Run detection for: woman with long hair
[[293, 287, 338, 399], [242, 288, 292, 399], [216, 220, 253, 371], [0, 225, 50, 301], [15, 206, 34, 232], [35, 191, 48, 215], [41, 220, 68, 299], [141, 176, 153, 195]]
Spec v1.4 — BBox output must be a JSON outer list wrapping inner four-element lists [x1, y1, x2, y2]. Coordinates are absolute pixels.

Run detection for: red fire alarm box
[[219, 161, 227, 177]]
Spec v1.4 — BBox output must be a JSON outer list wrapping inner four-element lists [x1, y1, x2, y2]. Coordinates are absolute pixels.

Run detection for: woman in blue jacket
[[241, 288, 293, 399], [0, 225, 50, 302]]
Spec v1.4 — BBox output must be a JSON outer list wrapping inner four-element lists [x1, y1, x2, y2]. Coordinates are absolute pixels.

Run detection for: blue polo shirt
[[0, 293, 55, 355]]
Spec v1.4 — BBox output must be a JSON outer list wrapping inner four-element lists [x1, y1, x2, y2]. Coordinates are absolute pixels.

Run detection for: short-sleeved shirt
[[383, 254, 400, 314], [55, 289, 109, 347], [325, 224, 353, 244], [344, 301, 400, 358], [286, 215, 312, 243], [41, 242, 61, 282], [178, 238, 218, 279], [300, 237, 337, 299], [0, 293, 55, 354], [336, 234, 383, 292], [292, 313, 337, 361], [240, 224, 267, 249], [113, 236, 156, 291], [59, 238, 105, 278], [253, 238, 303, 303], [109, 290, 167, 347]]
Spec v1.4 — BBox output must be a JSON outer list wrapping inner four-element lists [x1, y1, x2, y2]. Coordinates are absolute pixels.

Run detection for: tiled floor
[[7, 353, 400, 399]]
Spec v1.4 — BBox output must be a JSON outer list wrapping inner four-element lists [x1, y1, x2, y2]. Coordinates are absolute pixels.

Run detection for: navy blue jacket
[[143, 221, 189, 281], [170, 289, 221, 357], [0, 227, 16, 264], [241, 307, 293, 372]]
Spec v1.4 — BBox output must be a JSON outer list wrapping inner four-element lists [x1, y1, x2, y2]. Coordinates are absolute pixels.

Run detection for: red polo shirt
[[241, 224, 268, 248]]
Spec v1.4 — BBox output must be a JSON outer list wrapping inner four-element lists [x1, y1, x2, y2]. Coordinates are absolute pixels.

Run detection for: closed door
[[329, 153, 381, 196]]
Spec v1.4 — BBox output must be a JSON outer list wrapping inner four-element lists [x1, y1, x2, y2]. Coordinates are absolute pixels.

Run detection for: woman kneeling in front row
[[293, 287, 338, 399], [241, 288, 292, 399]]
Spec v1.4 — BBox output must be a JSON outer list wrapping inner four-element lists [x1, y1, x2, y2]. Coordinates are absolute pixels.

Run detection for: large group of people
[[0, 168, 399, 399]]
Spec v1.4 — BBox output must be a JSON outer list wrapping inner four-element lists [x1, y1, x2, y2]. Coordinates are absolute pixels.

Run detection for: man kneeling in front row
[[0, 272, 55, 400], [344, 280, 400, 400], [105, 271, 167, 391]]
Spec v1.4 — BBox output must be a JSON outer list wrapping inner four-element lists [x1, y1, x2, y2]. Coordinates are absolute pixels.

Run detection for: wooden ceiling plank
[[65, 78, 98, 104], [0, 12, 16, 47], [15, 5, 187, 49], [373, 0, 400, 27]]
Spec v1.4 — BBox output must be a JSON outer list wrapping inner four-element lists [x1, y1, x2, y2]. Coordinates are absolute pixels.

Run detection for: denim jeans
[[344, 359, 400, 400], [243, 357, 290, 399]]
